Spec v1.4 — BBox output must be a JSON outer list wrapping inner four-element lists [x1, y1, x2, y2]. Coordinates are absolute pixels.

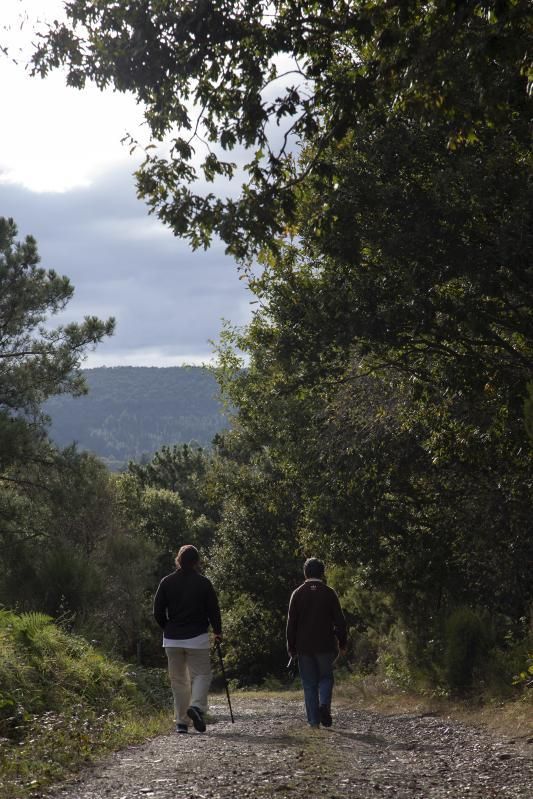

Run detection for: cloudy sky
[[1, 0, 252, 367]]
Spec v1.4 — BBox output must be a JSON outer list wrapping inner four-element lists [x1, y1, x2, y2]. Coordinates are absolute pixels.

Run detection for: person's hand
[[214, 633, 223, 642]]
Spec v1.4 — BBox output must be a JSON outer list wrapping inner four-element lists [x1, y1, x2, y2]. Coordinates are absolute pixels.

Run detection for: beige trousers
[[165, 647, 212, 725]]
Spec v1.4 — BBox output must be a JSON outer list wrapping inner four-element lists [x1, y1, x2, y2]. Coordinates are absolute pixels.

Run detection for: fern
[[513, 653, 533, 690], [11, 612, 53, 648], [0, 608, 17, 628]]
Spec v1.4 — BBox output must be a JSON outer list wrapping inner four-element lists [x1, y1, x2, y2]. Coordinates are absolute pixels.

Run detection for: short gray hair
[[304, 558, 325, 579]]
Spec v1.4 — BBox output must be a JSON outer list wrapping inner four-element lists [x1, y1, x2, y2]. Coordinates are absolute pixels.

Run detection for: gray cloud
[[0, 168, 252, 365]]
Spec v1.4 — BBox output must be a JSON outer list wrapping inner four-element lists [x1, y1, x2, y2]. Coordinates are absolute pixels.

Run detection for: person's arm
[[206, 581, 222, 638], [286, 591, 298, 656], [153, 580, 167, 630]]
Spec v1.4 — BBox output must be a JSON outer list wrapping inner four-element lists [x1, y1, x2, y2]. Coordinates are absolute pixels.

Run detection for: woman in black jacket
[[154, 545, 222, 733]]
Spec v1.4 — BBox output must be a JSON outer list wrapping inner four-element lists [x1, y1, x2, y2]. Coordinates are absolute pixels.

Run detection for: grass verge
[[334, 673, 533, 739], [0, 610, 172, 799]]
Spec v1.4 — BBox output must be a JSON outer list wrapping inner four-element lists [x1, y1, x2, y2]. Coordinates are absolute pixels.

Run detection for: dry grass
[[334, 675, 533, 739], [447, 698, 532, 739]]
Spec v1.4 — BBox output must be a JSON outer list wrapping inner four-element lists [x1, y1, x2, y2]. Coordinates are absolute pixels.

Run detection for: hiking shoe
[[187, 705, 206, 733], [319, 705, 332, 727], [176, 723, 188, 734]]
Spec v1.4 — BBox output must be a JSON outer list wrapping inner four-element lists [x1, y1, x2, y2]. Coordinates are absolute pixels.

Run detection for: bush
[[513, 652, 533, 691], [444, 607, 490, 695], [217, 593, 288, 685], [0, 609, 169, 798], [328, 566, 399, 675]]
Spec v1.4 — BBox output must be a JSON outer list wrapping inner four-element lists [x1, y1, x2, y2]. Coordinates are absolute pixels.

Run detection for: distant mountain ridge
[[44, 366, 227, 469]]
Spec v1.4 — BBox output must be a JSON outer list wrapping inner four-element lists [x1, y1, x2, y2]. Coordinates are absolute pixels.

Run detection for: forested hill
[[44, 366, 227, 469]]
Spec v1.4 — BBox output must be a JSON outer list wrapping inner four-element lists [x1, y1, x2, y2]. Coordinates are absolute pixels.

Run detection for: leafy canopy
[[32, 1, 532, 257]]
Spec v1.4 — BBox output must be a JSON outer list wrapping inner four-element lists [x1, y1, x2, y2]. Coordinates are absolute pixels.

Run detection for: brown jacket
[[286, 579, 347, 655]]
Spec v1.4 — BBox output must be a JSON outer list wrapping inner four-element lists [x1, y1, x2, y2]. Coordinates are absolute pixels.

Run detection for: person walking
[[286, 557, 347, 728], [153, 544, 222, 734]]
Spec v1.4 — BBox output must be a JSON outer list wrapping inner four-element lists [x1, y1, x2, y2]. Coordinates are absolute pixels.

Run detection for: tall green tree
[[0, 216, 114, 474], [205, 429, 303, 681], [211, 91, 532, 662], [0, 217, 115, 621]]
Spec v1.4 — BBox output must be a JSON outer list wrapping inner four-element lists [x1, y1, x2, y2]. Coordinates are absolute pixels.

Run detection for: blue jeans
[[298, 652, 336, 726]]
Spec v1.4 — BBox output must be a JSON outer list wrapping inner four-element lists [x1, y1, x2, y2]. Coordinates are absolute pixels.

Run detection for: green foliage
[[0, 610, 131, 734], [444, 607, 490, 696], [120, 442, 219, 576], [524, 382, 533, 445], [0, 447, 162, 661], [3, 0, 528, 702], [0, 217, 114, 432], [32, 2, 532, 257], [89, 527, 159, 659], [203, 4, 533, 685], [205, 433, 303, 682], [0, 610, 169, 798], [0, 217, 116, 642], [129, 441, 215, 518], [117, 473, 190, 556], [218, 593, 288, 685], [513, 653, 533, 691], [295, 115, 532, 390], [1, 450, 109, 611], [376, 629, 418, 693], [328, 566, 396, 673]]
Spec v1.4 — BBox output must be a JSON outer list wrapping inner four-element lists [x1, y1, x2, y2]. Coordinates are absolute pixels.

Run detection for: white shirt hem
[[163, 632, 210, 649]]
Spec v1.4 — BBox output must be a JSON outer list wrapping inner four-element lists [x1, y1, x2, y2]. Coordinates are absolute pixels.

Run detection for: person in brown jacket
[[286, 558, 347, 728]]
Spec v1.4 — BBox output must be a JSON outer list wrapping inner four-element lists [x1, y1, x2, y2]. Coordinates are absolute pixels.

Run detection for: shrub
[[217, 592, 288, 685], [0, 609, 170, 798], [513, 652, 533, 692], [444, 607, 490, 695]]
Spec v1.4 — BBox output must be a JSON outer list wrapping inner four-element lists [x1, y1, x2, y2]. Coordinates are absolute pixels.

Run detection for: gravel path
[[39, 695, 532, 799]]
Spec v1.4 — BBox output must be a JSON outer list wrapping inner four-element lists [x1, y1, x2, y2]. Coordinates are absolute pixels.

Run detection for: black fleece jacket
[[153, 568, 222, 640]]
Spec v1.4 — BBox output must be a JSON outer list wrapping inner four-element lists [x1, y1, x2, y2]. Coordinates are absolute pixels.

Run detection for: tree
[[215, 276, 533, 673], [0, 447, 163, 660], [30, 2, 533, 686], [206, 430, 303, 682], [128, 443, 213, 517], [0, 448, 113, 616], [210, 94, 533, 667], [0, 215, 115, 582], [0, 216, 115, 474], [32, 1, 532, 257], [125, 443, 219, 570], [116, 470, 194, 578], [0, 216, 115, 626]]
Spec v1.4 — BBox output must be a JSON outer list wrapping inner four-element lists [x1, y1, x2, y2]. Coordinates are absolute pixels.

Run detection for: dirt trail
[[40, 695, 532, 799]]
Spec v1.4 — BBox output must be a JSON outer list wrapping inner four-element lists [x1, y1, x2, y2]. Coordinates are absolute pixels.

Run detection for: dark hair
[[303, 557, 325, 579], [176, 544, 200, 570]]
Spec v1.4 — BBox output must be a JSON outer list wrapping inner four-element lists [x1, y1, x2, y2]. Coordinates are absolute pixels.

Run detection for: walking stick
[[215, 639, 235, 723]]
